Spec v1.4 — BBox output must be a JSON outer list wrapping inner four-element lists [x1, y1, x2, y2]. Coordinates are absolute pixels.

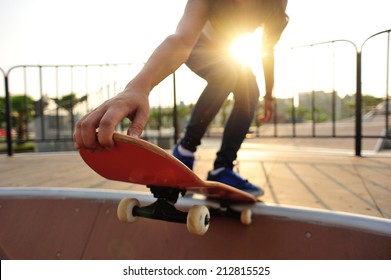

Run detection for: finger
[[73, 121, 82, 150], [79, 114, 103, 150], [73, 113, 100, 150], [97, 108, 128, 148], [127, 109, 148, 138], [265, 111, 272, 122], [258, 116, 267, 123], [259, 110, 272, 123]]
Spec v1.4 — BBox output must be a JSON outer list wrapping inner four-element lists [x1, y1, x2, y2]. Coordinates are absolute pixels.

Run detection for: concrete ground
[[1, 137, 390, 219]]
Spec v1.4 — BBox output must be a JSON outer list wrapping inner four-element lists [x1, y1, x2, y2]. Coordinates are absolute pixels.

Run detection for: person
[[73, 0, 289, 197]]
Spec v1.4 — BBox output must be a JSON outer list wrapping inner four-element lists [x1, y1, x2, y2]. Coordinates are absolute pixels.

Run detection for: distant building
[[298, 91, 342, 121]]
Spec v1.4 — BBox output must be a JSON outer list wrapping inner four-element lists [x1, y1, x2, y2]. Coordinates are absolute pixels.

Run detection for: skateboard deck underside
[[79, 133, 256, 203]]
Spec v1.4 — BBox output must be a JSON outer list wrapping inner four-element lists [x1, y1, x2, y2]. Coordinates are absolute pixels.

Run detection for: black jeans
[[180, 35, 260, 170]]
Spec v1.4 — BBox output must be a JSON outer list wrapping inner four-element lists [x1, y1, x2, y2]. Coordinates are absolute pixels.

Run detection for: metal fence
[[356, 29, 391, 154], [361, 29, 390, 143], [1, 29, 390, 156], [261, 39, 358, 138], [252, 31, 390, 156]]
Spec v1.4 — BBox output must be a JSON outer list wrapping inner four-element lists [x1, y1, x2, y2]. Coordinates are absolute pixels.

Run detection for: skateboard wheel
[[187, 205, 210, 236], [117, 197, 140, 223], [240, 208, 252, 225]]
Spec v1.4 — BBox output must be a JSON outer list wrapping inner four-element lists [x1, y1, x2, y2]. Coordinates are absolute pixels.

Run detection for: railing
[[361, 29, 390, 141], [354, 29, 391, 155], [224, 31, 390, 156], [1, 29, 390, 156], [265, 39, 357, 139]]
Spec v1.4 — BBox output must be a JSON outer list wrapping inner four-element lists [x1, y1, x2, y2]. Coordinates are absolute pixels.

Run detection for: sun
[[229, 28, 263, 71]]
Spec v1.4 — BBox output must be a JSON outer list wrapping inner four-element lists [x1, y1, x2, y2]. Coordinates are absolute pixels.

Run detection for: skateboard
[[79, 132, 257, 235]]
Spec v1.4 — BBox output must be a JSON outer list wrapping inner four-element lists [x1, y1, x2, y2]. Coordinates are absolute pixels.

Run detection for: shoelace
[[228, 168, 249, 183]]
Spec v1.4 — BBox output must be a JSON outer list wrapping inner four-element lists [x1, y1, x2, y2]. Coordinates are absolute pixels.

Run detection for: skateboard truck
[[117, 186, 252, 236], [117, 186, 211, 236]]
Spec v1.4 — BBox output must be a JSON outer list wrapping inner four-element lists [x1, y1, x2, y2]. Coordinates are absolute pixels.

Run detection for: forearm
[[126, 35, 191, 94], [124, 0, 209, 95]]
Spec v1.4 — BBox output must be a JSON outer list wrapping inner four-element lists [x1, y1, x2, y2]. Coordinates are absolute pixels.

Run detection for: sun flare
[[229, 28, 263, 71]]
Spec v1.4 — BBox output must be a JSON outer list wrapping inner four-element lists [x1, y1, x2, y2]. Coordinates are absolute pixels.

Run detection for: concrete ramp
[[0, 188, 390, 260]]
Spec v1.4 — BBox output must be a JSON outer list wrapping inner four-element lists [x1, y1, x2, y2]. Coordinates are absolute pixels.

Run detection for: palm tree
[[0, 97, 5, 129], [53, 93, 87, 114], [10, 95, 35, 144]]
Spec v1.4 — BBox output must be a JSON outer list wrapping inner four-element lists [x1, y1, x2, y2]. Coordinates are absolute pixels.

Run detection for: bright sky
[[0, 0, 390, 103]]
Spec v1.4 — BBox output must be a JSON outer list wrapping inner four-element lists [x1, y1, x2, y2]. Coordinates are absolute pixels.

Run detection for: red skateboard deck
[[79, 132, 256, 203], [79, 132, 256, 235]]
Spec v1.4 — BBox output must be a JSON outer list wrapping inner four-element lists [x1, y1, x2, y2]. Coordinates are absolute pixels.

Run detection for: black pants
[[181, 35, 260, 170]]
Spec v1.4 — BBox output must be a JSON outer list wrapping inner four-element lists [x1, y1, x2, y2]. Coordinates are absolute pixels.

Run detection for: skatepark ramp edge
[[0, 187, 390, 260]]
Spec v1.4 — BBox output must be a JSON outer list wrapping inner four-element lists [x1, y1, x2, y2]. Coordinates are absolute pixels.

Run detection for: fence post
[[386, 32, 390, 138], [355, 51, 362, 157], [4, 74, 13, 156], [358, 29, 391, 155], [172, 72, 178, 144]]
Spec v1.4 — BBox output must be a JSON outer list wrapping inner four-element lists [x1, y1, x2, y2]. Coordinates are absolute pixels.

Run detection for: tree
[[362, 95, 383, 113], [53, 93, 87, 113], [10, 95, 35, 144], [0, 97, 5, 128]]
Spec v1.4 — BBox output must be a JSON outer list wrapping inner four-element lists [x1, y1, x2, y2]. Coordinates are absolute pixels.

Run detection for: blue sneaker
[[207, 168, 264, 197], [173, 144, 195, 170]]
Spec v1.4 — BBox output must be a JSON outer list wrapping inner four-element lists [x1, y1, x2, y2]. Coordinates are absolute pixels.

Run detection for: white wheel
[[117, 197, 140, 223], [187, 205, 210, 236], [240, 208, 252, 225]]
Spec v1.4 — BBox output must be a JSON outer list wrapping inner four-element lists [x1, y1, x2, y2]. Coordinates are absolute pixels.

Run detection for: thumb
[[259, 110, 272, 124]]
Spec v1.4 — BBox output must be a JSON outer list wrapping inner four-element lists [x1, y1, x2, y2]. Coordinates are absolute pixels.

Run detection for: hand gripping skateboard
[[79, 132, 257, 235]]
